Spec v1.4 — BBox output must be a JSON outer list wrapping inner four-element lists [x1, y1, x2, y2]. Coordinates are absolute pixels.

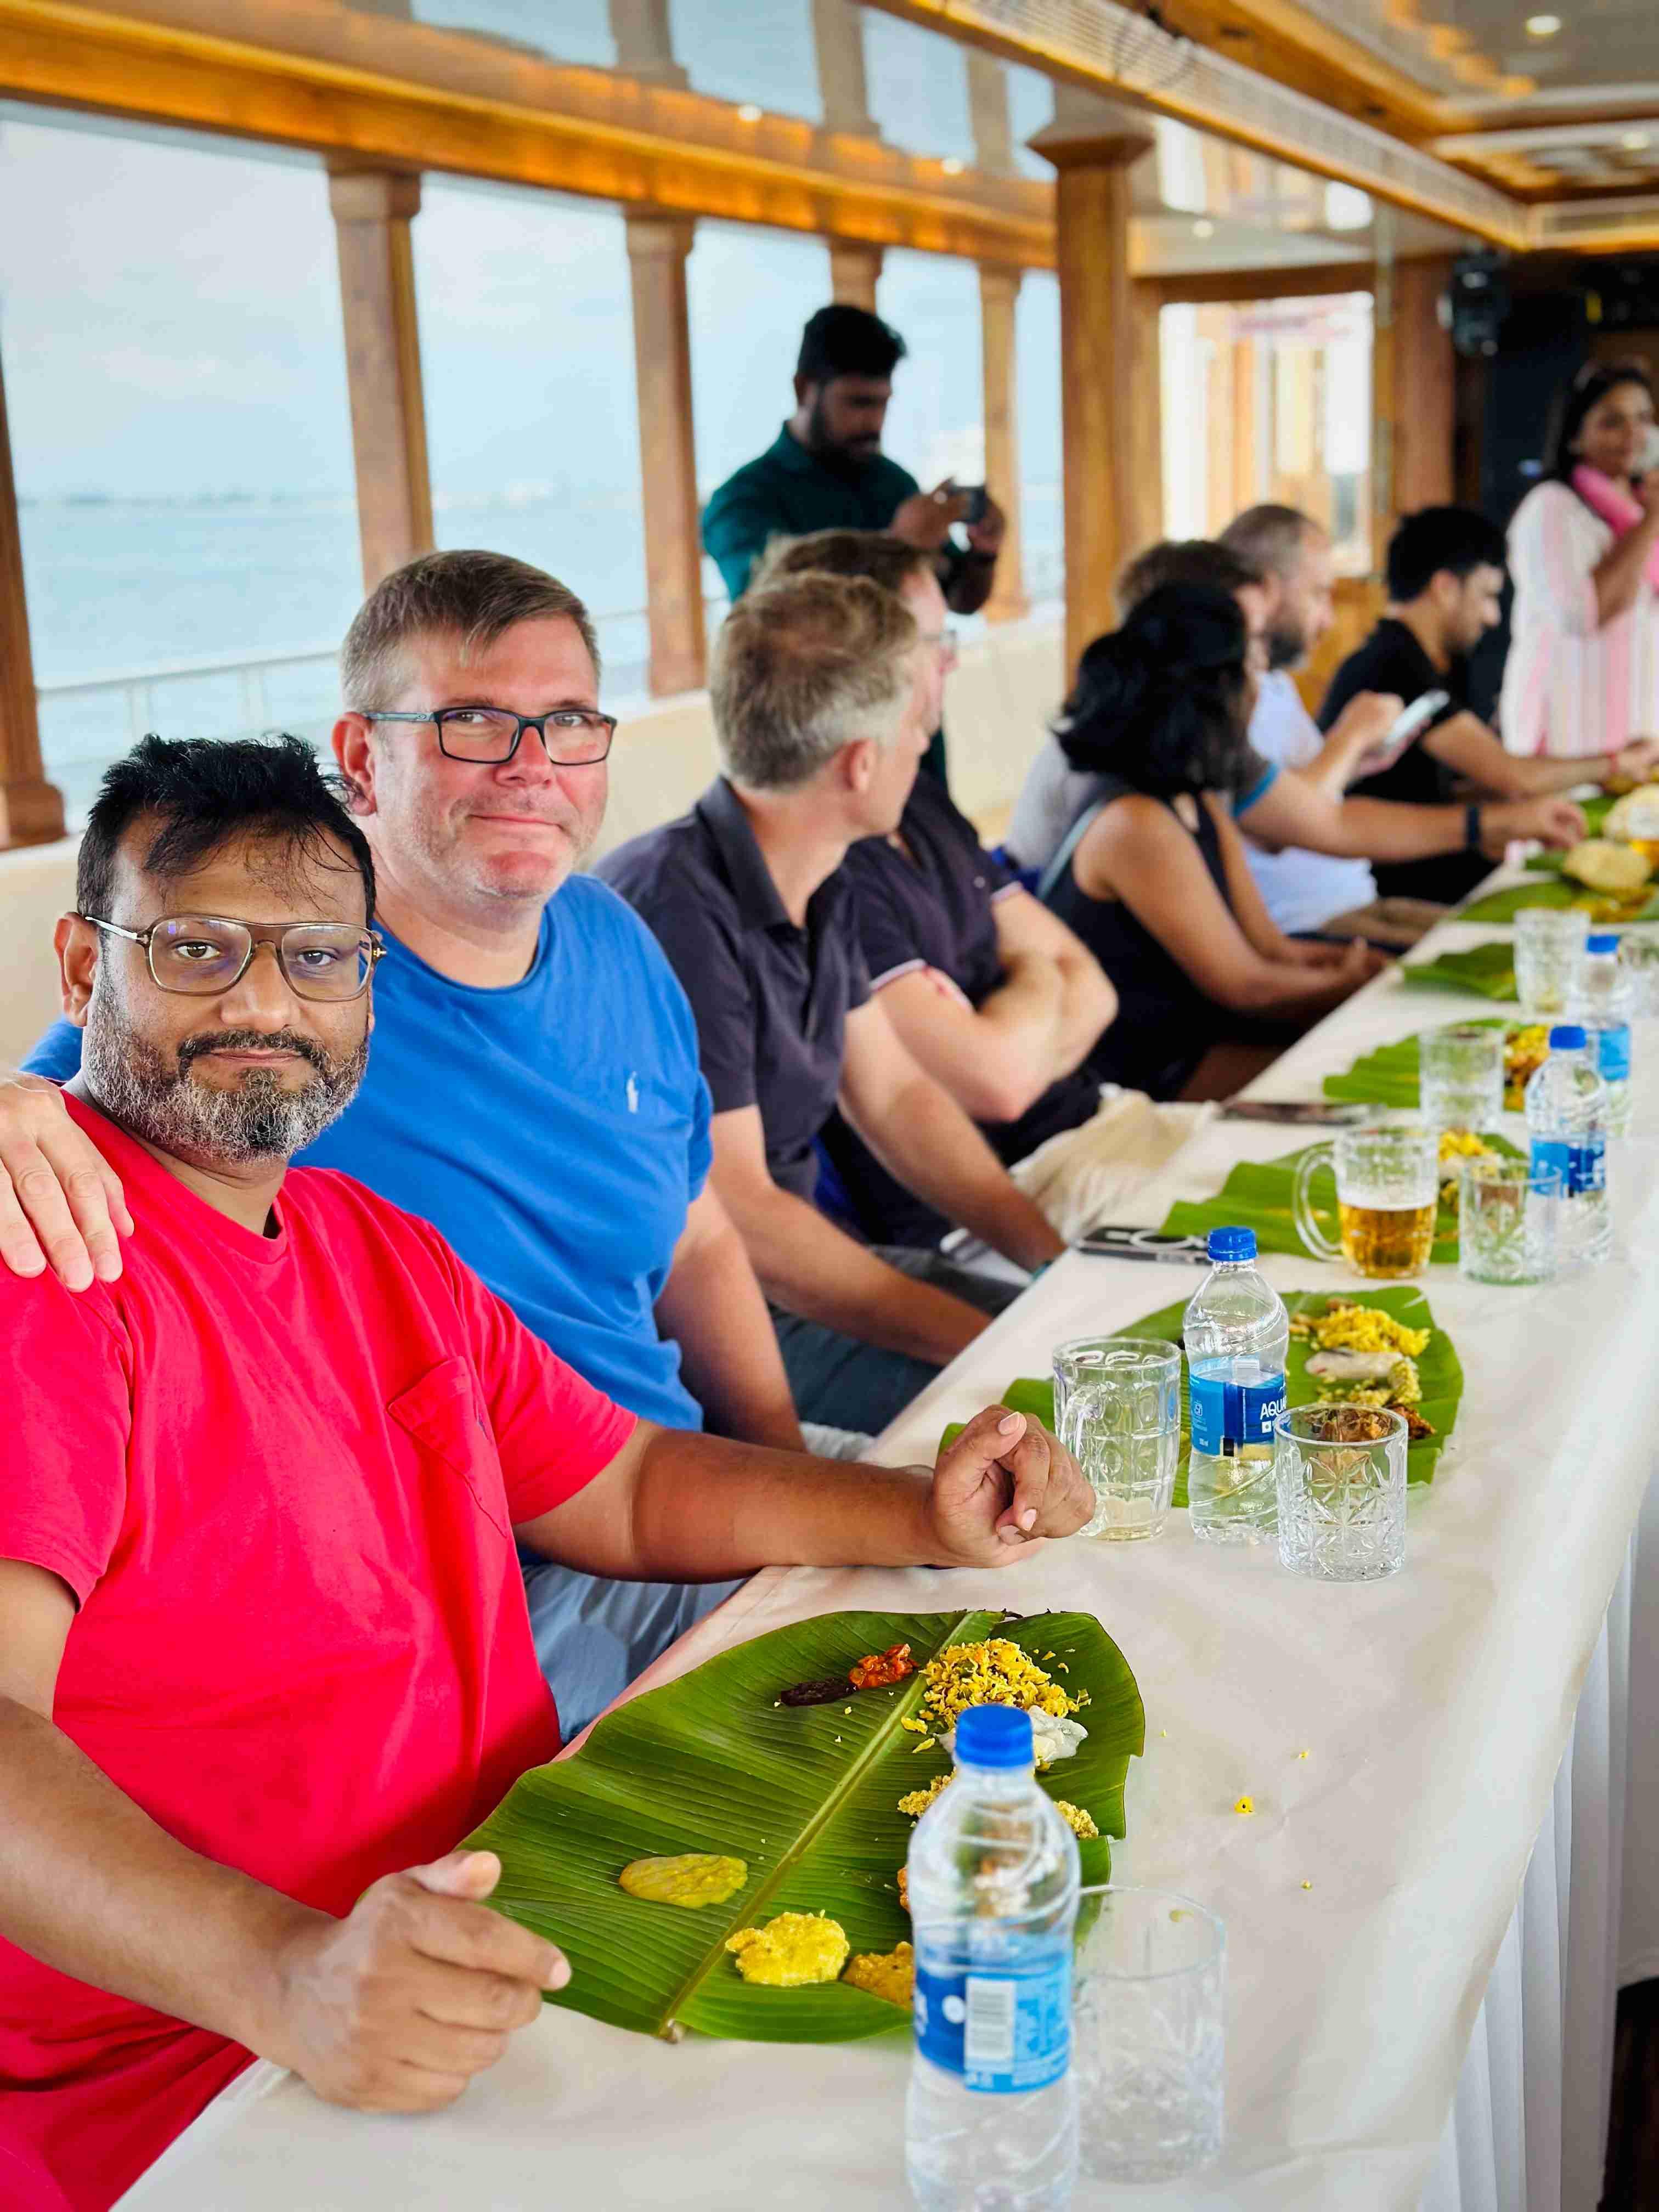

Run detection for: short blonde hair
[[710, 573, 917, 792], [751, 528, 935, 599]]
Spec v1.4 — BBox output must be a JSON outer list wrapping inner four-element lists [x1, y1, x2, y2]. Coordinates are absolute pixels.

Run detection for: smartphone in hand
[[1364, 688, 1451, 775]]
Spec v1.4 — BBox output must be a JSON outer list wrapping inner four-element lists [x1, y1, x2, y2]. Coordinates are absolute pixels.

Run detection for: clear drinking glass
[[1619, 934, 1659, 1019], [1419, 1023, 1505, 1132], [1514, 907, 1588, 1020], [1457, 1154, 1560, 1284], [1274, 1403, 1408, 1583], [1071, 1886, 1225, 2183], [1290, 1122, 1438, 1279], [1052, 1336, 1183, 1541]]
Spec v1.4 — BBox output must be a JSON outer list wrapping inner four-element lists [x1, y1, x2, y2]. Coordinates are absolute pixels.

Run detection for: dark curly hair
[[76, 733, 375, 925], [1054, 584, 1252, 800]]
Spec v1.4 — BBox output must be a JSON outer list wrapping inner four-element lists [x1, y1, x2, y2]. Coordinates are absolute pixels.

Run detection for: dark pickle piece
[[778, 1674, 853, 1708]]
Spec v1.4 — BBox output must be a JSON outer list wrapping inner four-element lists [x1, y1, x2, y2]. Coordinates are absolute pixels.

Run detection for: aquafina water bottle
[[1183, 1226, 1289, 1544], [906, 1705, 1081, 2211], [1524, 1024, 1611, 1269], [1580, 931, 1633, 1135]]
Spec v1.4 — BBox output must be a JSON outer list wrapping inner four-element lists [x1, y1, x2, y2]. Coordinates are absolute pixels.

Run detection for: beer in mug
[[1293, 1124, 1439, 1281]]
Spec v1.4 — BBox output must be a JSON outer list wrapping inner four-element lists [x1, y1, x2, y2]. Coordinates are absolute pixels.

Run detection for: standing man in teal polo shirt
[[702, 304, 1008, 789]]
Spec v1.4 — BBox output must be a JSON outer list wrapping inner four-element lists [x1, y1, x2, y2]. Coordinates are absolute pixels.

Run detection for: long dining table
[[120, 875, 1659, 2212]]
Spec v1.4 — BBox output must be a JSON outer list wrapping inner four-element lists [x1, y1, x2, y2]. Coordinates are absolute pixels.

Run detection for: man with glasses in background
[[5, 551, 826, 1737]]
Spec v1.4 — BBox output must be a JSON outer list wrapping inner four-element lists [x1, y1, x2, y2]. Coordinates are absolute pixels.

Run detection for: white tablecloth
[[121, 884, 1659, 2212]]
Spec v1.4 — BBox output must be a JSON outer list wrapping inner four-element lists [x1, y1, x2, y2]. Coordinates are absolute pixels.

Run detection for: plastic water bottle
[[906, 1705, 1080, 2212], [1183, 1226, 1289, 1545], [1581, 931, 1634, 1134], [1525, 1024, 1611, 1269]]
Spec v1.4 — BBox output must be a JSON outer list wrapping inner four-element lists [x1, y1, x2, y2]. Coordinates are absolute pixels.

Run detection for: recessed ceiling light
[[941, 156, 966, 175], [1193, 218, 1215, 237], [1620, 130, 1652, 151], [737, 103, 763, 122], [1523, 12, 1562, 36]]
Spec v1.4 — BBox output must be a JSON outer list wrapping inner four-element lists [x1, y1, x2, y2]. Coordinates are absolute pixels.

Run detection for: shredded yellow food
[[1054, 1800, 1099, 1840], [725, 1911, 849, 1986], [1290, 1303, 1430, 1358], [898, 1773, 952, 1819], [917, 1639, 1086, 1734], [843, 1941, 914, 2006]]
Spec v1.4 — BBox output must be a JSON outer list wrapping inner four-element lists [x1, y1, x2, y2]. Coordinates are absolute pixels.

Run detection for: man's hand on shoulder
[[924, 1406, 1091, 1567], [259, 1849, 567, 2114], [0, 1073, 131, 1290]]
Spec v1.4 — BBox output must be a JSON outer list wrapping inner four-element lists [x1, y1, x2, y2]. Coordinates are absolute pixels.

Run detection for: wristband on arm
[[1464, 804, 1483, 851]]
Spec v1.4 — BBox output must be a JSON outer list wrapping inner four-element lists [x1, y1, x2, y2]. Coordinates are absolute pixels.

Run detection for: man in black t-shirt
[[1319, 507, 1659, 905]]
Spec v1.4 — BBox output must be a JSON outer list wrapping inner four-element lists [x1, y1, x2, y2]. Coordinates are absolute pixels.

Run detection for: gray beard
[[82, 998, 368, 1165], [1266, 624, 1305, 673]]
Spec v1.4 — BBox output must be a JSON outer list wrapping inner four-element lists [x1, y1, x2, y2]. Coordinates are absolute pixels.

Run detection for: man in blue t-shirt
[[9, 552, 816, 1736]]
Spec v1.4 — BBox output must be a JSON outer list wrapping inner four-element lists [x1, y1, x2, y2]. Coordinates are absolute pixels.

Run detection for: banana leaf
[[466, 1607, 1143, 2044], [1154, 1136, 1518, 1265], [1459, 879, 1659, 925], [943, 1284, 1462, 1497], [1323, 1018, 1526, 1109], [1400, 941, 1517, 1000]]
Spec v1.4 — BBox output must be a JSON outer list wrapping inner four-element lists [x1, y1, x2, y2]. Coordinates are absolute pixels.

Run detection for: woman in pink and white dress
[[1502, 360, 1659, 759]]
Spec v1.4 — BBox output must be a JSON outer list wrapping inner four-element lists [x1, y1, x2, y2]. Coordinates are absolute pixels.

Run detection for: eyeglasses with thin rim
[[915, 627, 960, 670], [78, 913, 383, 1003], [359, 705, 618, 765]]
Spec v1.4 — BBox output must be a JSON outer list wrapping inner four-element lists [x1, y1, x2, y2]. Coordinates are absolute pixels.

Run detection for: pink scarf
[[1572, 462, 1659, 591]]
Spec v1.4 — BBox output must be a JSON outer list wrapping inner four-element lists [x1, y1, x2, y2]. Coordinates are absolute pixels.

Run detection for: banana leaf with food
[[943, 1285, 1460, 1499], [1458, 879, 1659, 926], [1399, 941, 1517, 999], [1323, 1020, 1544, 1110], [1155, 1137, 1519, 1263], [467, 1607, 1142, 2044]]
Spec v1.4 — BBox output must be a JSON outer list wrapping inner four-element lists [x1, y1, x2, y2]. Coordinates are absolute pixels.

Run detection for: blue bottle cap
[[955, 1705, 1035, 1769], [1549, 1024, 1587, 1051], [1207, 1225, 1256, 1262], [1587, 932, 1621, 953]]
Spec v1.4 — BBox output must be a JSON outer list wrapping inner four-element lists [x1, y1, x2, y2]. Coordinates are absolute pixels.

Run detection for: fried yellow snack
[[617, 1853, 749, 1908], [844, 1942, 915, 2006], [1562, 839, 1653, 896], [725, 1911, 849, 1986], [1054, 1801, 1099, 1840]]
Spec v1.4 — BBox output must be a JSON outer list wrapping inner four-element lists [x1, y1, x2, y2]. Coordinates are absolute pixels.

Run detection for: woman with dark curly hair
[[1041, 585, 1385, 1100], [1502, 357, 1659, 759]]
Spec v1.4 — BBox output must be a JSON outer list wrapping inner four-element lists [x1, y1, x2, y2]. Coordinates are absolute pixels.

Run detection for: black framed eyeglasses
[[361, 705, 617, 765], [79, 913, 383, 1003]]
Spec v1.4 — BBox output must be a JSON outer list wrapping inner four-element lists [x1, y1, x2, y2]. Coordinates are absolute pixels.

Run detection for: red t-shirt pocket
[[387, 1357, 512, 1541]]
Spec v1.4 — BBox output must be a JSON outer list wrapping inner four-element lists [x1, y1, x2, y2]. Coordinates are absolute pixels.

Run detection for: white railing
[[36, 642, 342, 751]]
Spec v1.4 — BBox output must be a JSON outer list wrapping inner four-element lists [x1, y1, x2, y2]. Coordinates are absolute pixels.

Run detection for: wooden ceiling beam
[[0, 0, 1057, 267]]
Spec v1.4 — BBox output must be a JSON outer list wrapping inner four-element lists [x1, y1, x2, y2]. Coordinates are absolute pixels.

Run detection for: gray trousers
[[770, 1244, 1022, 1441]]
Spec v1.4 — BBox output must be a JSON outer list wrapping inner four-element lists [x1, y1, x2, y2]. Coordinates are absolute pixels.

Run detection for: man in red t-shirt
[[0, 735, 1088, 2212]]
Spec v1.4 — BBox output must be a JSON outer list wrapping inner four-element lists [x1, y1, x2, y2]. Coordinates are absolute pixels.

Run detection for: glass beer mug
[[1291, 1124, 1438, 1280]]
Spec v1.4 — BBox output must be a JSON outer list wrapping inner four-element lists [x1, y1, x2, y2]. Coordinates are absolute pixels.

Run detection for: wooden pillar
[[1033, 117, 1154, 676], [1129, 280, 1165, 555], [827, 241, 883, 313], [624, 213, 706, 697], [328, 170, 433, 593], [966, 49, 1014, 176], [1388, 255, 1456, 521], [811, 0, 878, 139], [608, 0, 687, 88], [0, 342, 64, 848], [977, 262, 1028, 624]]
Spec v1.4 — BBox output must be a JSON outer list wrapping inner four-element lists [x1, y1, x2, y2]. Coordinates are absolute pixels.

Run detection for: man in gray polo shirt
[[599, 571, 1063, 1437]]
